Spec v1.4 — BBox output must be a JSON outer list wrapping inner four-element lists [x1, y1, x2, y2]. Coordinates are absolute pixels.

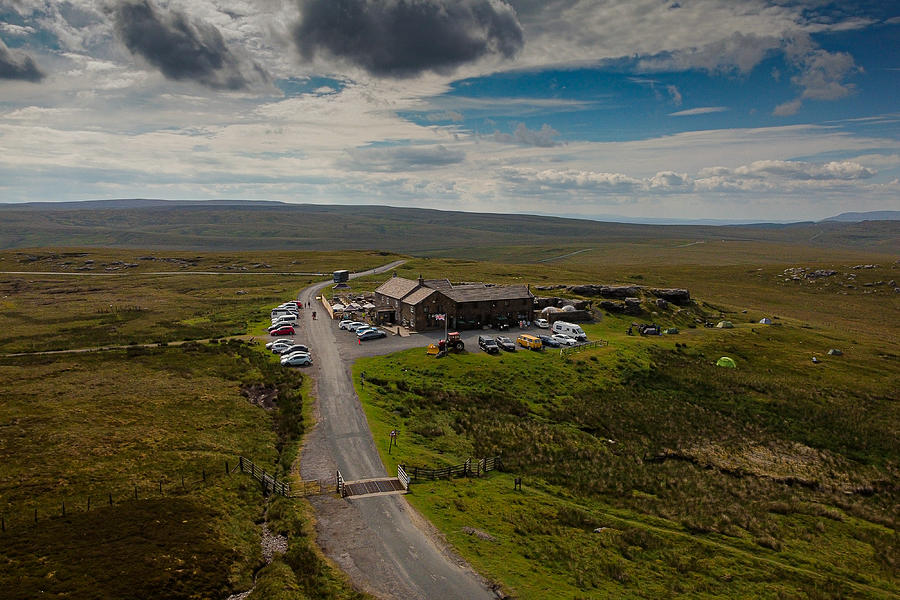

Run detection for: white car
[[340, 320, 364, 330], [281, 353, 312, 366], [347, 322, 371, 332], [535, 318, 550, 328], [551, 333, 578, 346], [267, 339, 293, 350]]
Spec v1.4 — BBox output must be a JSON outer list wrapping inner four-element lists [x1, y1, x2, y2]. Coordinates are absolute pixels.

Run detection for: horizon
[[1, 1, 898, 220], [2, 197, 897, 226]]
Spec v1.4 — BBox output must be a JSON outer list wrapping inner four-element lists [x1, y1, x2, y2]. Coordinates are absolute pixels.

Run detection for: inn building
[[373, 274, 534, 331]]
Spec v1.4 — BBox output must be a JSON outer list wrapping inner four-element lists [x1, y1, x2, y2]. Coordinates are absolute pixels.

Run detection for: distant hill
[[0, 200, 896, 254], [0, 198, 287, 211], [822, 210, 900, 222]]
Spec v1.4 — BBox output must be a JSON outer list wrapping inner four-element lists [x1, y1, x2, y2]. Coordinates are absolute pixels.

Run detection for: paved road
[[295, 262, 496, 600]]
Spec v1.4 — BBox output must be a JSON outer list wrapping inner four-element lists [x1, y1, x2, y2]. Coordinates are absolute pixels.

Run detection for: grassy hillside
[[0, 251, 378, 600], [0, 248, 399, 353], [351, 254, 898, 598], [0, 203, 897, 254]]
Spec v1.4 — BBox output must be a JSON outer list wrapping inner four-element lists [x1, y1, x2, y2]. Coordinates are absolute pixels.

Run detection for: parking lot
[[327, 322, 561, 360]]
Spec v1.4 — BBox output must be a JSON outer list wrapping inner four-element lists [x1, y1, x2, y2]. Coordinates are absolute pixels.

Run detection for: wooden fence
[[238, 456, 290, 498], [401, 456, 502, 482], [559, 339, 607, 357]]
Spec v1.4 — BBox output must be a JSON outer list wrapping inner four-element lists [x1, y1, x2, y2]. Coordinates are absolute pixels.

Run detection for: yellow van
[[517, 334, 542, 350]]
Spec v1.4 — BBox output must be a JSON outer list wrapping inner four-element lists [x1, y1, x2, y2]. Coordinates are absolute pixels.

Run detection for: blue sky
[[0, 0, 898, 221]]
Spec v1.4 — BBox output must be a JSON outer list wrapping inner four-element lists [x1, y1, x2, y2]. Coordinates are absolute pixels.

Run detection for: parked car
[[271, 314, 298, 325], [551, 333, 578, 346], [551, 321, 587, 342], [347, 322, 370, 332], [358, 328, 387, 340], [270, 325, 295, 336], [534, 318, 550, 328], [538, 334, 560, 348], [268, 340, 294, 352], [276, 344, 310, 355], [281, 353, 312, 366], [338, 319, 358, 330], [517, 334, 543, 350], [478, 335, 500, 354], [495, 336, 516, 351]]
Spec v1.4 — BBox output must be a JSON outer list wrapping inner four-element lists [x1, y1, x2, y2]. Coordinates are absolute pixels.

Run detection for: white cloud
[[669, 106, 727, 116]]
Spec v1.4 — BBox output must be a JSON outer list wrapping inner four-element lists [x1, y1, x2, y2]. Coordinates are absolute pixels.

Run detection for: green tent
[[716, 356, 737, 368], [716, 320, 734, 328]]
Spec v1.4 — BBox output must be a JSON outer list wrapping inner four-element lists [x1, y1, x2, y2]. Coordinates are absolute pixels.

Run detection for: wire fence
[[1, 458, 244, 534]]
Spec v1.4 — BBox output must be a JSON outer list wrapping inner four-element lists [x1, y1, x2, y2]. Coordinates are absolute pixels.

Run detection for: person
[[312, 311, 316, 320]]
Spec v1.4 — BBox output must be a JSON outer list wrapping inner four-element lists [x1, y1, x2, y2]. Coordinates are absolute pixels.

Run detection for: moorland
[[0, 202, 897, 599]]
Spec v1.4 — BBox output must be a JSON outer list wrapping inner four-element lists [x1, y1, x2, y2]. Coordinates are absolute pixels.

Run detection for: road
[[295, 261, 496, 600]]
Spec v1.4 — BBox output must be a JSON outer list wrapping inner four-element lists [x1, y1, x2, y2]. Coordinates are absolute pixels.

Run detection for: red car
[[270, 325, 295, 336]]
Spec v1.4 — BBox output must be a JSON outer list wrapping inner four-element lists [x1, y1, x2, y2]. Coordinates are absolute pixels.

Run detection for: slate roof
[[404, 287, 437, 305], [442, 284, 532, 303], [374, 276, 419, 300]]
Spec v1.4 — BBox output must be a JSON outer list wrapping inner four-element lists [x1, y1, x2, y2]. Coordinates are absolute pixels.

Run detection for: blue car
[[538, 334, 560, 348]]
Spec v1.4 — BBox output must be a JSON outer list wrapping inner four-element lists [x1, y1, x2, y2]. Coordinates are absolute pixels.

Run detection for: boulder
[[648, 288, 691, 305], [599, 300, 625, 312], [656, 298, 668, 309]]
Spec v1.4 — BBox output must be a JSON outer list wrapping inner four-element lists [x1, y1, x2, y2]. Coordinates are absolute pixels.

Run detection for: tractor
[[426, 332, 465, 357]]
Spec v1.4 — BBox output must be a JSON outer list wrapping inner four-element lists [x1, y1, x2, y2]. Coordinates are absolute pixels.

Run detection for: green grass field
[[353, 254, 898, 598], [0, 250, 386, 600]]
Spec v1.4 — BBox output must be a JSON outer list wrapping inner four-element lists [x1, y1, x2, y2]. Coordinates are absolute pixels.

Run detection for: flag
[[434, 314, 445, 321]]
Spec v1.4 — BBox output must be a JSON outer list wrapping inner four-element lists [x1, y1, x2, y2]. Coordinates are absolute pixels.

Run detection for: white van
[[272, 314, 298, 325], [271, 307, 297, 318], [551, 321, 587, 341]]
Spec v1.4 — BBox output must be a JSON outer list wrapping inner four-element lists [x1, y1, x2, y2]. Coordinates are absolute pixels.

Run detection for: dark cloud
[[294, 0, 524, 78], [113, 0, 267, 90], [0, 39, 44, 82]]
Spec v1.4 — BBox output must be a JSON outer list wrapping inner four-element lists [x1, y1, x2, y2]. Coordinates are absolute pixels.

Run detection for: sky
[[0, 0, 898, 221]]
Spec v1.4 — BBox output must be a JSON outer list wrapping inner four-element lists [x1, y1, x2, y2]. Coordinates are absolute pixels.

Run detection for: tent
[[759, 317, 772, 324], [716, 356, 736, 368], [827, 348, 843, 356], [716, 320, 734, 328], [665, 328, 679, 334]]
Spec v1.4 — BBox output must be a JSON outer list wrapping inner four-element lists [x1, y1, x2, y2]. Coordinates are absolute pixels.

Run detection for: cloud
[[669, 106, 727, 116], [636, 32, 780, 75], [112, 0, 269, 90], [345, 144, 466, 171], [698, 160, 876, 187], [0, 38, 44, 82], [494, 122, 560, 147], [666, 84, 682, 106], [293, 0, 524, 78], [426, 110, 465, 122], [773, 99, 802, 116]]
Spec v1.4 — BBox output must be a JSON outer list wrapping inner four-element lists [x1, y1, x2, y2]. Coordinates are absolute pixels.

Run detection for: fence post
[[109, 493, 113, 506], [239, 456, 244, 473], [34, 508, 37, 523], [225, 461, 229, 475], [62, 501, 66, 517], [1, 514, 4, 532], [159, 481, 163, 495], [202, 469, 206, 484], [181, 475, 185, 490], [134, 485, 138, 500], [87, 496, 91, 511]]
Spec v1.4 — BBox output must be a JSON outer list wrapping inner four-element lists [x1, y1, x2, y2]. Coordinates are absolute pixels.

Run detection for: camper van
[[551, 321, 587, 342]]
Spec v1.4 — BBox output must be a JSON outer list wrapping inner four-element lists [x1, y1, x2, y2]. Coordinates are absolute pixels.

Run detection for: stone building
[[373, 274, 534, 331]]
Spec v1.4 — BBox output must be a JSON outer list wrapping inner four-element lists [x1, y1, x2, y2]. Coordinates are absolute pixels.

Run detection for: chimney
[[418, 274, 424, 286]]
